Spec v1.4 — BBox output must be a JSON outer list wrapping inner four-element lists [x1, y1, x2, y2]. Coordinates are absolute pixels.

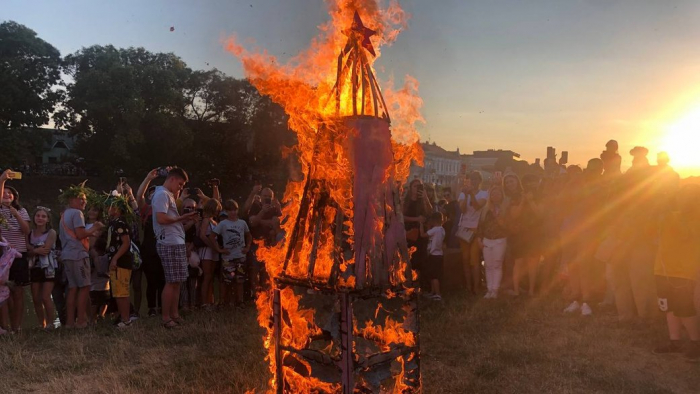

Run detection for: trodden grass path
[[1, 293, 699, 393]]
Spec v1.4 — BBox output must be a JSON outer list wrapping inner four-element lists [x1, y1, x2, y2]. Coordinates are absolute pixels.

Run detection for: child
[[0, 228, 22, 335], [211, 200, 251, 308], [27, 207, 58, 329], [653, 185, 700, 360], [420, 212, 445, 301], [105, 192, 134, 329], [89, 237, 111, 324]]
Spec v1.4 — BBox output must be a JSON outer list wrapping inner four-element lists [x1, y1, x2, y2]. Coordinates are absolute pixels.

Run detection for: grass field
[[1, 292, 699, 394]]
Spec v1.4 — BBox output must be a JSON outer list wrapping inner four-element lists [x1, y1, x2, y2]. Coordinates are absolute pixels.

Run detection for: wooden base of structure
[[271, 284, 420, 393]]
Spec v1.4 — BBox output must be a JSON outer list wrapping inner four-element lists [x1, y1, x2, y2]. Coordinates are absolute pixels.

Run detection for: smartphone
[[494, 171, 503, 179], [9, 171, 22, 180], [417, 184, 424, 192], [547, 146, 556, 160], [207, 178, 220, 187], [157, 167, 170, 177], [196, 208, 204, 218], [183, 206, 193, 214], [264, 197, 272, 205], [189, 187, 201, 195]]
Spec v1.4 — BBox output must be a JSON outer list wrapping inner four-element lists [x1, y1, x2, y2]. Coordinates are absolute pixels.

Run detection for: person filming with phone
[[150, 167, 199, 328], [0, 169, 32, 331]]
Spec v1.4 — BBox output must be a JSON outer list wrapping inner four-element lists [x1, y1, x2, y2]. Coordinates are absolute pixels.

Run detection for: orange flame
[[227, 1, 422, 392]]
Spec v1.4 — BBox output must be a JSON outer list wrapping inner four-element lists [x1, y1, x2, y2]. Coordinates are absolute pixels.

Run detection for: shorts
[[423, 255, 444, 281], [9, 254, 30, 286], [197, 246, 220, 262], [656, 276, 696, 318], [222, 258, 246, 284], [90, 290, 111, 308], [63, 258, 92, 288], [30, 267, 55, 283], [110, 267, 132, 298], [157, 243, 188, 283]]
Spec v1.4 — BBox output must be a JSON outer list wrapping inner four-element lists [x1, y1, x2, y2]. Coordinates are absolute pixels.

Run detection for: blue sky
[[5, 0, 700, 172]]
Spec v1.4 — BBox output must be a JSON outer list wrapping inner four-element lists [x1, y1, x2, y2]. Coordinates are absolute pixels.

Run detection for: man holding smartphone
[[151, 167, 198, 328]]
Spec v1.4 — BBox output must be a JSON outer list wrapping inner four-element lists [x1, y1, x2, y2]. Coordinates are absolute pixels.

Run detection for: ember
[[227, 2, 424, 392]]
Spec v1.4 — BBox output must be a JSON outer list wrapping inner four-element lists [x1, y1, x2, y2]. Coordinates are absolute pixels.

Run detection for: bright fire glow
[[660, 104, 700, 175], [226, 1, 423, 392]]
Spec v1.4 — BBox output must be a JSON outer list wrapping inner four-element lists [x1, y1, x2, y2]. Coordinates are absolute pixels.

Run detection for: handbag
[[455, 227, 475, 243]]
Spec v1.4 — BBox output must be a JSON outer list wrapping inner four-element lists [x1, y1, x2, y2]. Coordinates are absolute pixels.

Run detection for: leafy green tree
[[0, 21, 63, 129], [55, 45, 192, 173], [0, 21, 62, 168], [56, 44, 294, 193]]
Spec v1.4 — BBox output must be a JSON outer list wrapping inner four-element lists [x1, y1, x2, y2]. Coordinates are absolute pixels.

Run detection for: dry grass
[[2, 293, 699, 393]]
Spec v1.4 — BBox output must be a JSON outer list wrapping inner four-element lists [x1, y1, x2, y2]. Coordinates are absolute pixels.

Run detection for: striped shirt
[[0, 206, 30, 252]]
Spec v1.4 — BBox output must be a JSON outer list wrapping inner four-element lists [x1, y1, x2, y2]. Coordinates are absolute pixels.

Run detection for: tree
[[0, 21, 63, 129], [0, 21, 62, 168], [56, 44, 294, 192], [55, 45, 192, 173]]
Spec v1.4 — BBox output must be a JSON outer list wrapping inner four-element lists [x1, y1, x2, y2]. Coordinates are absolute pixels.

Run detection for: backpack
[[130, 242, 142, 270]]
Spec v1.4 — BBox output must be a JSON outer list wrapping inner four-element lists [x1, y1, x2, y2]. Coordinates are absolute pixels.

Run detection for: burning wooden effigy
[[227, 4, 423, 393]]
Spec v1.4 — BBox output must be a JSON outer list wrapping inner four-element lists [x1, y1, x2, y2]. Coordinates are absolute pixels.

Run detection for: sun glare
[[660, 105, 700, 176]]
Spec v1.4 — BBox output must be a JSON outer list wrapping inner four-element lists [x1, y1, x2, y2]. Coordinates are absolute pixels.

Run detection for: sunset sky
[[5, 0, 700, 176]]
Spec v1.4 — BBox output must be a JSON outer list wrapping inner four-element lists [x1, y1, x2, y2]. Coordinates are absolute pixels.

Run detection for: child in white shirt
[[420, 212, 445, 301]]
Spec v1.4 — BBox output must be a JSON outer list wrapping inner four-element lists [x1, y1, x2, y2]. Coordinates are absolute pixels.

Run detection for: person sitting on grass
[[104, 191, 135, 329], [419, 211, 445, 301], [89, 237, 111, 324], [652, 184, 700, 360], [211, 200, 251, 308]]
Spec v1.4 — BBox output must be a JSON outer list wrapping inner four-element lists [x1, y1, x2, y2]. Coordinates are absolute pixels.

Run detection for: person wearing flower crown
[[104, 190, 135, 329], [58, 181, 104, 329]]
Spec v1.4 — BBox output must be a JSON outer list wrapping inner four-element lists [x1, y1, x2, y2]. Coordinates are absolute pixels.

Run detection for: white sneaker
[[491, 290, 498, 299], [563, 301, 580, 313], [581, 303, 593, 316], [484, 291, 493, 299]]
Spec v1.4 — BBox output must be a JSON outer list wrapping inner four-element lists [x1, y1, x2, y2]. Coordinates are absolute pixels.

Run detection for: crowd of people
[[0, 166, 282, 332], [0, 141, 698, 361], [404, 140, 700, 360]]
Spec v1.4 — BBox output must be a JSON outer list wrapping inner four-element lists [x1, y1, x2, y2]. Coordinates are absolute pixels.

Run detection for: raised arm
[[136, 168, 159, 209]]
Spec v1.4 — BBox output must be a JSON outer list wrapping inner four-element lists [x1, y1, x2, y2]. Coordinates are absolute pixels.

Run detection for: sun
[[660, 105, 700, 176]]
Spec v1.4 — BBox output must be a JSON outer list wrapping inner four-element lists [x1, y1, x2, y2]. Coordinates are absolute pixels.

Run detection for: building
[[409, 142, 462, 186], [42, 130, 76, 164], [461, 149, 521, 173], [410, 144, 524, 186]]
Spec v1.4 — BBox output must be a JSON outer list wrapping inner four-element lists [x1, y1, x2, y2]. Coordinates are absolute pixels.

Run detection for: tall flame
[[226, 1, 423, 392]]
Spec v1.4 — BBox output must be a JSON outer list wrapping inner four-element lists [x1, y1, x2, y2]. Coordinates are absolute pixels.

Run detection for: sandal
[[162, 319, 178, 329], [172, 316, 185, 325]]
